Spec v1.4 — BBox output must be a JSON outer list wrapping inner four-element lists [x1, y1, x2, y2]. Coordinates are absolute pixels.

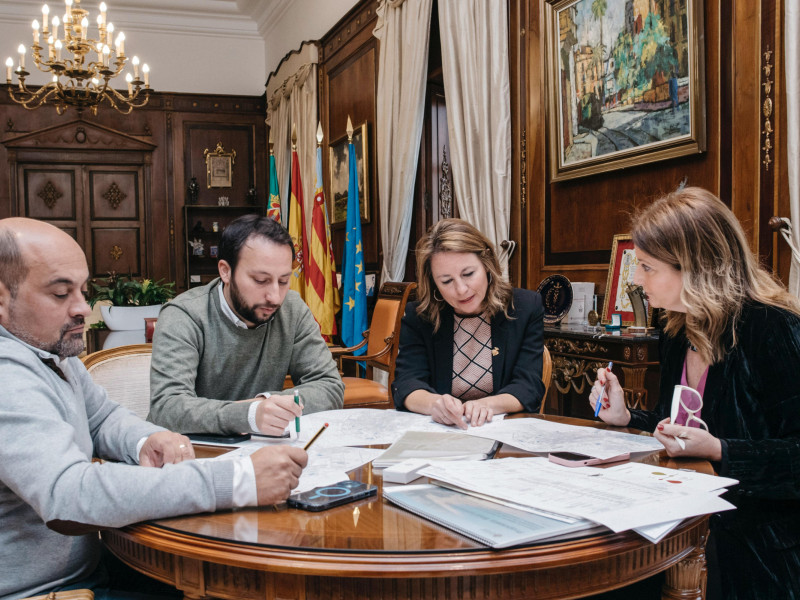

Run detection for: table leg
[[620, 365, 648, 410], [661, 532, 707, 600]]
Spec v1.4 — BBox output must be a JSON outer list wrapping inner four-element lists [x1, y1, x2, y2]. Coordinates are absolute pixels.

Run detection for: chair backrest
[[539, 346, 553, 415], [81, 344, 153, 419], [364, 281, 417, 374]]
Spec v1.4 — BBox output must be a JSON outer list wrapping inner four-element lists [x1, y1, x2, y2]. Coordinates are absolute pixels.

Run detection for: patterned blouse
[[451, 312, 493, 401]]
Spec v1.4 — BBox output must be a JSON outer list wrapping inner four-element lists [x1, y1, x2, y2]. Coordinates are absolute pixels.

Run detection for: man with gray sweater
[[0, 218, 308, 599], [148, 214, 343, 436]]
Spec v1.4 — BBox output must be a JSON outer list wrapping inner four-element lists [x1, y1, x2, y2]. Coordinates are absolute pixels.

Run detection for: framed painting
[[545, 0, 706, 182], [328, 122, 369, 225], [601, 234, 648, 326], [204, 142, 236, 188]]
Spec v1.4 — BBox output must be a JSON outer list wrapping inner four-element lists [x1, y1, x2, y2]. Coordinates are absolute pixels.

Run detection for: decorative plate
[[536, 274, 573, 325]]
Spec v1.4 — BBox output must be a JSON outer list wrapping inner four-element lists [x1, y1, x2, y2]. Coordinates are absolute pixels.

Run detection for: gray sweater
[[148, 279, 343, 434], [0, 326, 235, 600]]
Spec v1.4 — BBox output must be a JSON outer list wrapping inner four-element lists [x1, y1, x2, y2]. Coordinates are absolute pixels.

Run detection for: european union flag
[[341, 136, 367, 355]]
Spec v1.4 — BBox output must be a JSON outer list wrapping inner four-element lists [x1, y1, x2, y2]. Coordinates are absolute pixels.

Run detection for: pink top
[[677, 355, 709, 428]]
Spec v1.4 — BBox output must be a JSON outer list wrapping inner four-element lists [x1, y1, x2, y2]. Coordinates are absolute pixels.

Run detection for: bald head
[[0, 218, 84, 296], [0, 218, 90, 357]]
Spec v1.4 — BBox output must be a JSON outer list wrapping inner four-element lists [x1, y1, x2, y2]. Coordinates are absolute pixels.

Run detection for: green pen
[[294, 389, 301, 433]]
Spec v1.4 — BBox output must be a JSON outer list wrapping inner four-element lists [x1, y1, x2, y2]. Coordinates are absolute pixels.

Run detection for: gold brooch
[[492, 347, 499, 356]]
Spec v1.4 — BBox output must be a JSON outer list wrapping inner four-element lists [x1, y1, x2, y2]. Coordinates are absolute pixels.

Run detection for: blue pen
[[294, 390, 301, 433], [594, 362, 613, 417]]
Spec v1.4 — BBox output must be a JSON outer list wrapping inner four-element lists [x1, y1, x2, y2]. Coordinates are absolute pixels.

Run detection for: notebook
[[373, 430, 499, 468], [383, 484, 600, 548]]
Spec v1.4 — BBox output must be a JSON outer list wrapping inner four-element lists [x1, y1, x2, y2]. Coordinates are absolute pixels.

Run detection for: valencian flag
[[267, 146, 281, 222], [340, 117, 367, 355], [287, 135, 309, 298], [307, 125, 340, 340]]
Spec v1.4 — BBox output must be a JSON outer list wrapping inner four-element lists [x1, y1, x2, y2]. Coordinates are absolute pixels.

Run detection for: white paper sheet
[[419, 457, 737, 533], [458, 417, 664, 459]]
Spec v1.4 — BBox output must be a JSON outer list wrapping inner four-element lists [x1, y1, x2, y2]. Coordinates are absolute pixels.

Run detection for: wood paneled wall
[[319, 1, 382, 277], [0, 91, 266, 292], [512, 0, 791, 294]]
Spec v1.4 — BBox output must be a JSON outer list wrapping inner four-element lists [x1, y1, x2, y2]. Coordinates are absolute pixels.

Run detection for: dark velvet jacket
[[629, 302, 800, 599], [392, 288, 545, 413]]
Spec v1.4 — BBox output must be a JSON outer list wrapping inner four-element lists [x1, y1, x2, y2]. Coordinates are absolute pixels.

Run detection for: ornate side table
[[544, 324, 660, 418]]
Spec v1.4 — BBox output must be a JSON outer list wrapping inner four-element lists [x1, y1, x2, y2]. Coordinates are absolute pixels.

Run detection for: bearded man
[[149, 214, 343, 435]]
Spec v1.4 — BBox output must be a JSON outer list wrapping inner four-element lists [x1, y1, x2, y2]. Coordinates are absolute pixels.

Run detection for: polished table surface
[[103, 415, 710, 600]]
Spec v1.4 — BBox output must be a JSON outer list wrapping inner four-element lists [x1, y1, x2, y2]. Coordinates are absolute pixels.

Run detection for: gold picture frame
[[328, 122, 369, 225], [204, 142, 236, 189], [545, 0, 706, 182]]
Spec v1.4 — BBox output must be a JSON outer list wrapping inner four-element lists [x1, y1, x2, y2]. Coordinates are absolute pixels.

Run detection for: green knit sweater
[[149, 278, 343, 434]]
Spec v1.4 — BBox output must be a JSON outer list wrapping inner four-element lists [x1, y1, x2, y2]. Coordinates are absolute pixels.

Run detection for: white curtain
[[289, 63, 318, 231], [267, 89, 292, 226], [438, 0, 512, 274], [786, 1, 800, 297], [266, 43, 319, 229], [374, 0, 433, 283]]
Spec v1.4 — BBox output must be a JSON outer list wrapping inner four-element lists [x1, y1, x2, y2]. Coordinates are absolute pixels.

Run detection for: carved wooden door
[[17, 163, 146, 277], [4, 120, 155, 279]]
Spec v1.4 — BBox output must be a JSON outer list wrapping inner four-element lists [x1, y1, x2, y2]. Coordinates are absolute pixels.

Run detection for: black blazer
[[392, 288, 545, 413], [629, 302, 800, 599]]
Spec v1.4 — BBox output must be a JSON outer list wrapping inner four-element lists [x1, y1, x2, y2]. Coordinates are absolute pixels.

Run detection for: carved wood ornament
[[103, 182, 127, 210], [110, 245, 123, 261], [38, 181, 63, 209]]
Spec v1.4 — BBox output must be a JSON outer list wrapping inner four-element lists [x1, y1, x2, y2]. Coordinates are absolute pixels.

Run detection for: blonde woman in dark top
[[392, 219, 545, 428], [590, 187, 800, 599]]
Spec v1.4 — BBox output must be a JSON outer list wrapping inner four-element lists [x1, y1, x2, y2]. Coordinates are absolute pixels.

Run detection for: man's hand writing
[[251, 446, 308, 505], [254, 394, 303, 436]]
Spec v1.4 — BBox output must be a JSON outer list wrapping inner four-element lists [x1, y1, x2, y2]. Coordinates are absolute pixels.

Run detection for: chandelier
[[4, 0, 151, 115]]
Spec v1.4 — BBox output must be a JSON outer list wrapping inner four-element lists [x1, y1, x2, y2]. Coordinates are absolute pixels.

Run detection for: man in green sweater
[[149, 214, 344, 435]]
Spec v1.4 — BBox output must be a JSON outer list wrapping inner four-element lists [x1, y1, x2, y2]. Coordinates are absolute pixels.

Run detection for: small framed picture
[[203, 142, 236, 189], [209, 245, 218, 258], [601, 234, 649, 326]]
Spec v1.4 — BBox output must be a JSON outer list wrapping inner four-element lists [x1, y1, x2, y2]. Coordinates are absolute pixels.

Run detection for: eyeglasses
[[669, 385, 708, 431]]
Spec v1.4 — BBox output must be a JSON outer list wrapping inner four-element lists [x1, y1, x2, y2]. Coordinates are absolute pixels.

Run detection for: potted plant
[[89, 272, 176, 331]]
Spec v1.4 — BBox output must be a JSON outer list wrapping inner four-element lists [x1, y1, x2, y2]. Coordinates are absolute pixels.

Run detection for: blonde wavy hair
[[414, 218, 513, 332], [632, 186, 800, 364]]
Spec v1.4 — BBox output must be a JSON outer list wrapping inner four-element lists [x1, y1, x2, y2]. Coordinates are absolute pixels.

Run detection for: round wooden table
[[103, 416, 709, 600]]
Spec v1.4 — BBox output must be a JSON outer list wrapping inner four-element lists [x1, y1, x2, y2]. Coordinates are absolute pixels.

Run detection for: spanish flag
[[288, 145, 308, 298], [307, 135, 340, 340]]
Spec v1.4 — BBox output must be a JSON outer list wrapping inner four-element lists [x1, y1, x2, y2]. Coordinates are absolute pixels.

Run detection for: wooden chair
[[331, 282, 417, 409], [81, 344, 153, 419], [539, 345, 553, 415]]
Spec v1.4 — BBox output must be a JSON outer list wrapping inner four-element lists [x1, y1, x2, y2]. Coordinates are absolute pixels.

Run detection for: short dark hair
[[219, 214, 294, 272], [0, 228, 28, 298]]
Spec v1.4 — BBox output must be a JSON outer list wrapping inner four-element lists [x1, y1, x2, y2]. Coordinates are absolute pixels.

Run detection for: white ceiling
[[0, 0, 358, 95]]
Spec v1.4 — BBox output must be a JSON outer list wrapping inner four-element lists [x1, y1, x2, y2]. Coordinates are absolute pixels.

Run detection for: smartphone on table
[[547, 451, 630, 467], [288, 480, 377, 512]]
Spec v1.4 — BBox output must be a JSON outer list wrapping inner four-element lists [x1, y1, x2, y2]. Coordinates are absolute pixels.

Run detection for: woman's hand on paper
[[463, 400, 494, 427], [655, 418, 722, 461], [431, 394, 468, 429], [589, 368, 631, 427]]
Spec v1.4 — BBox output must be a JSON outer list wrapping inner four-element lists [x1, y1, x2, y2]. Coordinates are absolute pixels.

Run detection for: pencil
[[303, 423, 328, 451]]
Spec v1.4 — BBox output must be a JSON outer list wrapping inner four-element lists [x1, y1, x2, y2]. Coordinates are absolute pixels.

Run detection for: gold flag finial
[[291, 123, 297, 150], [269, 128, 274, 155], [316, 121, 323, 146], [346, 115, 354, 142]]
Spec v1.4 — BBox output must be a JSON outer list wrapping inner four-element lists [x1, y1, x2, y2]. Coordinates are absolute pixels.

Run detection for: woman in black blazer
[[591, 187, 800, 599], [392, 219, 545, 428]]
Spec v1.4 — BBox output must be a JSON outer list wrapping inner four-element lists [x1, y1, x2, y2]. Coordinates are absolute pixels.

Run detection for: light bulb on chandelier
[[5, 0, 152, 115]]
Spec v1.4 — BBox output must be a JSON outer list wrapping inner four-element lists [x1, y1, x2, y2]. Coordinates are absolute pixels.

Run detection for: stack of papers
[[414, 458, 737, 543], [373, 431, 499, 468], [383, 483, 604, 548]]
